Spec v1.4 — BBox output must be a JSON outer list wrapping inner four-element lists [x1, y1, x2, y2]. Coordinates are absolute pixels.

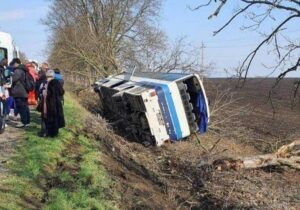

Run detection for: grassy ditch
[[0, 93, 118, 210]]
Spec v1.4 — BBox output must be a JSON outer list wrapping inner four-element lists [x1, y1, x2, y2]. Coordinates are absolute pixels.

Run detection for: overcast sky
[[0, 0, 299, 77]]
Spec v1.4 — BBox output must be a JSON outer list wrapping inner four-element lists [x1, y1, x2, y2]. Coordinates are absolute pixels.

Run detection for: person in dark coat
[[6, 60, 18, 118], [0, 58, 7, 73], [0, 59, 8, 128], [36, 62, 48, 101], [10, 58, 30, 128], [0, 58, 8, 85], [0, 58, 14, 116], [40, 70, 65, 137]]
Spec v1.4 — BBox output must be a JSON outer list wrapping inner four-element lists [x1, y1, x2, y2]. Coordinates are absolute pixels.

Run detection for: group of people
[[0, 58, 65, 137]]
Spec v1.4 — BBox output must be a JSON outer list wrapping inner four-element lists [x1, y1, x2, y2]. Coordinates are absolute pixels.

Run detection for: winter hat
[[46, 69, 55, 78], [54, 68, 60, 73]]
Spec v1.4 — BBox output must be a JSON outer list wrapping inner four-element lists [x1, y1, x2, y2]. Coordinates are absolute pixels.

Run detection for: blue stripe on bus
[[141, 81, 182, 140], [153, 86, 177, 140], [159, 84, 182, 140]]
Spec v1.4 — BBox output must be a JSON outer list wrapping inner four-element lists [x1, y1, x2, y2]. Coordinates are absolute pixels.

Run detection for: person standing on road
[[0, 58, 13, 114], [39, 70, 65, 137], [10, 58, 31, 128], [6, 60, 19, 120], [25, 62, 38, 105], [0, 59, 9, 131], [36, 62, 48, 101], [0, 58, 9, 87], [0, 58, 7, 72]]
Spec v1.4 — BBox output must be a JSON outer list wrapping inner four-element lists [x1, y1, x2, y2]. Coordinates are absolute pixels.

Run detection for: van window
[[0, 48, 7, 61]]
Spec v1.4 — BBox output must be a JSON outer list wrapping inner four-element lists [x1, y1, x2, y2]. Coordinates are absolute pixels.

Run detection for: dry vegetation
[[193, 0, 300, 94], [45, 0, 201, 87], [43, 1, 300, 209], [75, 77, 300, 210]]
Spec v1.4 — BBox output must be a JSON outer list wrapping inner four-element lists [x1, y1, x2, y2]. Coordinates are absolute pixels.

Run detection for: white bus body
[[94, 72, 210, 146]]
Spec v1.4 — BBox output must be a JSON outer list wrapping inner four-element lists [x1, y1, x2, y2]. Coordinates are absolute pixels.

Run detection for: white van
[[0, 32, 19, 134], [0, 31, 19, 62]]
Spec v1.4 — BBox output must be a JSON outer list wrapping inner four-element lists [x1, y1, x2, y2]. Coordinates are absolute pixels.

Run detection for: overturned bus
[[94, 72, 210, 146]]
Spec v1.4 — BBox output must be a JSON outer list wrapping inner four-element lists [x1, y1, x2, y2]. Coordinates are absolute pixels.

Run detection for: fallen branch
[[207, 140, 300, 171]]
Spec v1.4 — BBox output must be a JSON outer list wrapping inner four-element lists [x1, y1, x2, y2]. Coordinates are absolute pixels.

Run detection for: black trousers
[[14, 97, 30, 125]]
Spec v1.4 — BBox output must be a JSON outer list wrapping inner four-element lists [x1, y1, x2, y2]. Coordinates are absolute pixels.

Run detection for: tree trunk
[[210, 140, 300, 171]]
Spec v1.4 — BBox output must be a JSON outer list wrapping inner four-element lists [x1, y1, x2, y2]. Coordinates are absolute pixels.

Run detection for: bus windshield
[[0, 48, 8, 61]]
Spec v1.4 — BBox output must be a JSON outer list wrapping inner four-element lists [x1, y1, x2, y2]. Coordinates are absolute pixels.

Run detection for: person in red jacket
[[25, 62, 38, 105]]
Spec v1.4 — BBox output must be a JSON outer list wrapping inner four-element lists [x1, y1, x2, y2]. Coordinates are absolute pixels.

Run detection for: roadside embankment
[[0, 93, 118, 210], [77, 89, 300, 210]]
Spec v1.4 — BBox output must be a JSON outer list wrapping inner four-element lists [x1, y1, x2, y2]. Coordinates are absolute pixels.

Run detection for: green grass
[[0, 93, 118, 210]]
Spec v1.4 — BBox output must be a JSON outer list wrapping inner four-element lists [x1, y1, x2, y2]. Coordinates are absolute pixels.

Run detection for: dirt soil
[[78, 78, 300, 210], [0, 124, 22, 178]]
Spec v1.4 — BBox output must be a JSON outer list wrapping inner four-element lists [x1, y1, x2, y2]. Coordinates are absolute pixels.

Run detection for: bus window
[[0, 48, 8, 61]]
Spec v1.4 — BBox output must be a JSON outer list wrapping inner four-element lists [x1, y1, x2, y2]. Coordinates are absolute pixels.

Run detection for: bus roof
[[119, 72, 193, 82]]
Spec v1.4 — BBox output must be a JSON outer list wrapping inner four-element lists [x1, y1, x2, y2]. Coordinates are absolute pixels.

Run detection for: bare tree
[[192, 1, 300, 93], [45, 0, 204, 83], [44, 0, 163, 79], [19, 51, 27, 63], [133, 37, 201, 73]]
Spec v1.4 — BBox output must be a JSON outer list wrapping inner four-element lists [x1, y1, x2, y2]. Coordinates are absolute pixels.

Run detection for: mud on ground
[[77, 78, 300, 210], [0, 124, 22, 175]]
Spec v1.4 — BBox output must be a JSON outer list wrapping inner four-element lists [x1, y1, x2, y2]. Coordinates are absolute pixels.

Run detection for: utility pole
[[200, 42, 206, 80]]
